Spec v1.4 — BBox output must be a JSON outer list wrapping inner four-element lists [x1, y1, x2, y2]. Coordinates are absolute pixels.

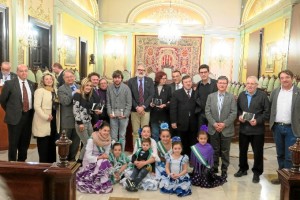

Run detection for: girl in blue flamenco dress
[[159, 136, 192, 197], [156, 123, 172, 180], [190, 125, 227, 188]]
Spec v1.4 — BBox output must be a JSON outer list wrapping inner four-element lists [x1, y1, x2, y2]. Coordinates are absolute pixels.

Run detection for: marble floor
[[0, 141, 281, 200]]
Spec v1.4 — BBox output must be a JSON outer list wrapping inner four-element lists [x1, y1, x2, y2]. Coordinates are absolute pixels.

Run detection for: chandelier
[[157, 0, 182, 44], [19, 23, 39, 48]]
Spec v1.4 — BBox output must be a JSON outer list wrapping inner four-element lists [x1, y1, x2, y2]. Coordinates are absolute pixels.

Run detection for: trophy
[[152, 98, 162, 107], [112, 109, 124, 117], [242, 111, 255, 121]]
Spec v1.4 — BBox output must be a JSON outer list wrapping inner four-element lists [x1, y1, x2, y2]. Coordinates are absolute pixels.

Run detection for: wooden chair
[[27, 69, 36, 83], [273, 77, 280, 89], [238, 83, 245, 95], [267, 75, 275, 93], [262, 75, 269, 89], [35, 68, 43, 85], [226, 82, 232, 93], [234, 83, 240, 96], [258, 75, 264, 88]]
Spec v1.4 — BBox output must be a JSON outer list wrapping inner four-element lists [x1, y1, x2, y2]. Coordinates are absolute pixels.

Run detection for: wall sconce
[[19, 23, 39, 48], [212, 40, 231, 64], [89, 54, 95, 64], [105, 38, 124, 59]]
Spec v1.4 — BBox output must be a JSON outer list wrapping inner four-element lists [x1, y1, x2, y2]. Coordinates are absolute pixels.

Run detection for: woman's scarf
[[92, 130, 111, 147]]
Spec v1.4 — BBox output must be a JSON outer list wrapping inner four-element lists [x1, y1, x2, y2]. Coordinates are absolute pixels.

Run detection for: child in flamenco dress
[[156, 123, 172, 180], [159, 136, 192, 197], [108, 141, 130, 184], [190, 125, 227, 188], [76, 121, 113, 194]]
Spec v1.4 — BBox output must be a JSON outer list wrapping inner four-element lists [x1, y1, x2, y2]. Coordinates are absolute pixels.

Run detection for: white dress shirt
[[18, 77, 33, 110], [275, 86, 293, 123]]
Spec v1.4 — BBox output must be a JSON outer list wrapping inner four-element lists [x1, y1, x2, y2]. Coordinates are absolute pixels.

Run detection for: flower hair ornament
[[111, 138, 123, 148], [160, 122, 169, 130], [200, 125, 208, 133], [138, 128, 143, 137], [172, 136, 181, 143], [94, 120, 103, 129]]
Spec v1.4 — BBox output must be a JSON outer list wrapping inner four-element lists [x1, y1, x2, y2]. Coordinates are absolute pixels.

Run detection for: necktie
[[187, 90, 191, 98], [22, 82, 29, 112], [218, 93, 224, 117], [71, 85, 76, 91], [138, 79, 144, 106]]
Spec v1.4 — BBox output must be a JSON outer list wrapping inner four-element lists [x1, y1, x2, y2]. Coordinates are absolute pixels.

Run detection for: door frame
[[0, 5, 9, 63]]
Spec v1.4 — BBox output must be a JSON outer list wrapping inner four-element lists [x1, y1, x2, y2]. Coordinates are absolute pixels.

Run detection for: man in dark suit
[[269, 69, 300, 184], [168, 70, 182, 94], [52, 62, 65, 87], [0, 62, 17, 83], [58, 69, 80, 161], [128, 63, 154, 145], [0, 64, 35, 161], [170, 75, 197, 156], [205, 76, 237, 177], [195, 64, 218, 128]]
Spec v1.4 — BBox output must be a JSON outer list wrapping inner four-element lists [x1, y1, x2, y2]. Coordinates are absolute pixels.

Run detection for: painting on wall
[[64, 35, 77, 66], [265, 42, 276, 73], [135, 35, 202, 81]]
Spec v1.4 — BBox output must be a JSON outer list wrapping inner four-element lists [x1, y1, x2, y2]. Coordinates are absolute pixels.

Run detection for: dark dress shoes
[[234, 170, 247, 177]]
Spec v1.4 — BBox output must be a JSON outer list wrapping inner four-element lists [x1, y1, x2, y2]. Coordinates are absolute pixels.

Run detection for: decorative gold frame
[[265, 42, 276, 73], [64, 35, 77, 66]]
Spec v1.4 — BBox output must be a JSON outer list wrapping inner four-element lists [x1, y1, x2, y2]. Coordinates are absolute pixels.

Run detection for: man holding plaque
[[234, 76, 270, 183], [107, 70, 132, 151]]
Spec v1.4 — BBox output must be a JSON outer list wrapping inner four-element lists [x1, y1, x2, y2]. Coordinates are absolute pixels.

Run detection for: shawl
[[190, 143, 214, 173], [92, 130, 111, 147]]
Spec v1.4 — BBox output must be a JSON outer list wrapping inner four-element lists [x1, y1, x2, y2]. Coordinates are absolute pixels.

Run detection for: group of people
[[0, 60, 299, 195]]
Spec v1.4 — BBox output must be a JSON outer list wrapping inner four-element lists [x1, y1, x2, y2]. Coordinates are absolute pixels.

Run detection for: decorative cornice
[[127, 0, 212, 25], [0, 0, 7, 6], [99, 22, 240, 37], [28, 0, 51, 24], [57, 0, 101, 26]]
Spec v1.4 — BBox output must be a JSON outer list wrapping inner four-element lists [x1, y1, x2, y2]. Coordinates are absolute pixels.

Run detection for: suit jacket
[[58, 83, 79, 129], [127, 76, 155, 112], [150, 84, 172, 123], [106, 82, 132, 118], [0, 78, 35, 125], [269, 86, 300, 137], [91, 88, 109, 123], [169, 83, 176, 94], [0, 71, 17, 81], [205, 92, 237, 137], [57, 70, 65, 87], [170, 88, 197, 132]]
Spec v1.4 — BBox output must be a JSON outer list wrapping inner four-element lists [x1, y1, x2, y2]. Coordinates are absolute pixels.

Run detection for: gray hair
[[246, 76, 258, 84], [217, 76, 228, 84]]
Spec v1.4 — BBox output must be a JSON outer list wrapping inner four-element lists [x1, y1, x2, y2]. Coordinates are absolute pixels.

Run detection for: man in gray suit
[[58, 70, 80, 161], [269, 69, 300, 184], [0, 64, 35, 161], [107, 70, 132, 151], [205, 76, 237, 177], [128, 63, 154, 145]]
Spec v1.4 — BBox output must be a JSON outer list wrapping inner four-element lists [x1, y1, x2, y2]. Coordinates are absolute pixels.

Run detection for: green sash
[[157, 141, 167, 156], [191, 145, 211, 168], [136, 138, 141, 149]]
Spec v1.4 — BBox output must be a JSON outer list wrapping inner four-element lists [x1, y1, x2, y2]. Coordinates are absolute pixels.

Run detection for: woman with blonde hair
[[73, 77, 99, 163], [32, 72, 60, 163]]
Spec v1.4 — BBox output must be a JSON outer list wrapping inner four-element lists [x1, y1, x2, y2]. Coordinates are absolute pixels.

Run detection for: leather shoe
[[271, 178, 280, 185], [213, 168, 218, 174], [252, 174, 260, 183], [234, 170, 247, 177], [221, 171, 227, 177]]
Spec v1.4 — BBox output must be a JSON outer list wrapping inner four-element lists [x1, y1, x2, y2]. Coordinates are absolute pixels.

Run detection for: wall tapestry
[[135, 35, 202, 81]]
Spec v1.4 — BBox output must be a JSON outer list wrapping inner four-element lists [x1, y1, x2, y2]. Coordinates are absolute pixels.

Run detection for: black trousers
[[64, 128, 80, 161], [177, 118, 197, 157], [238, 133, 264, 175], [210, 132, 232, 172], [36, 111, 58, 163], [7, 111, 33, 161]]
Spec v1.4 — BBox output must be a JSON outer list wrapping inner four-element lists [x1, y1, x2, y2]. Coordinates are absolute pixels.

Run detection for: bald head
[[16, 64, 29, 81]]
